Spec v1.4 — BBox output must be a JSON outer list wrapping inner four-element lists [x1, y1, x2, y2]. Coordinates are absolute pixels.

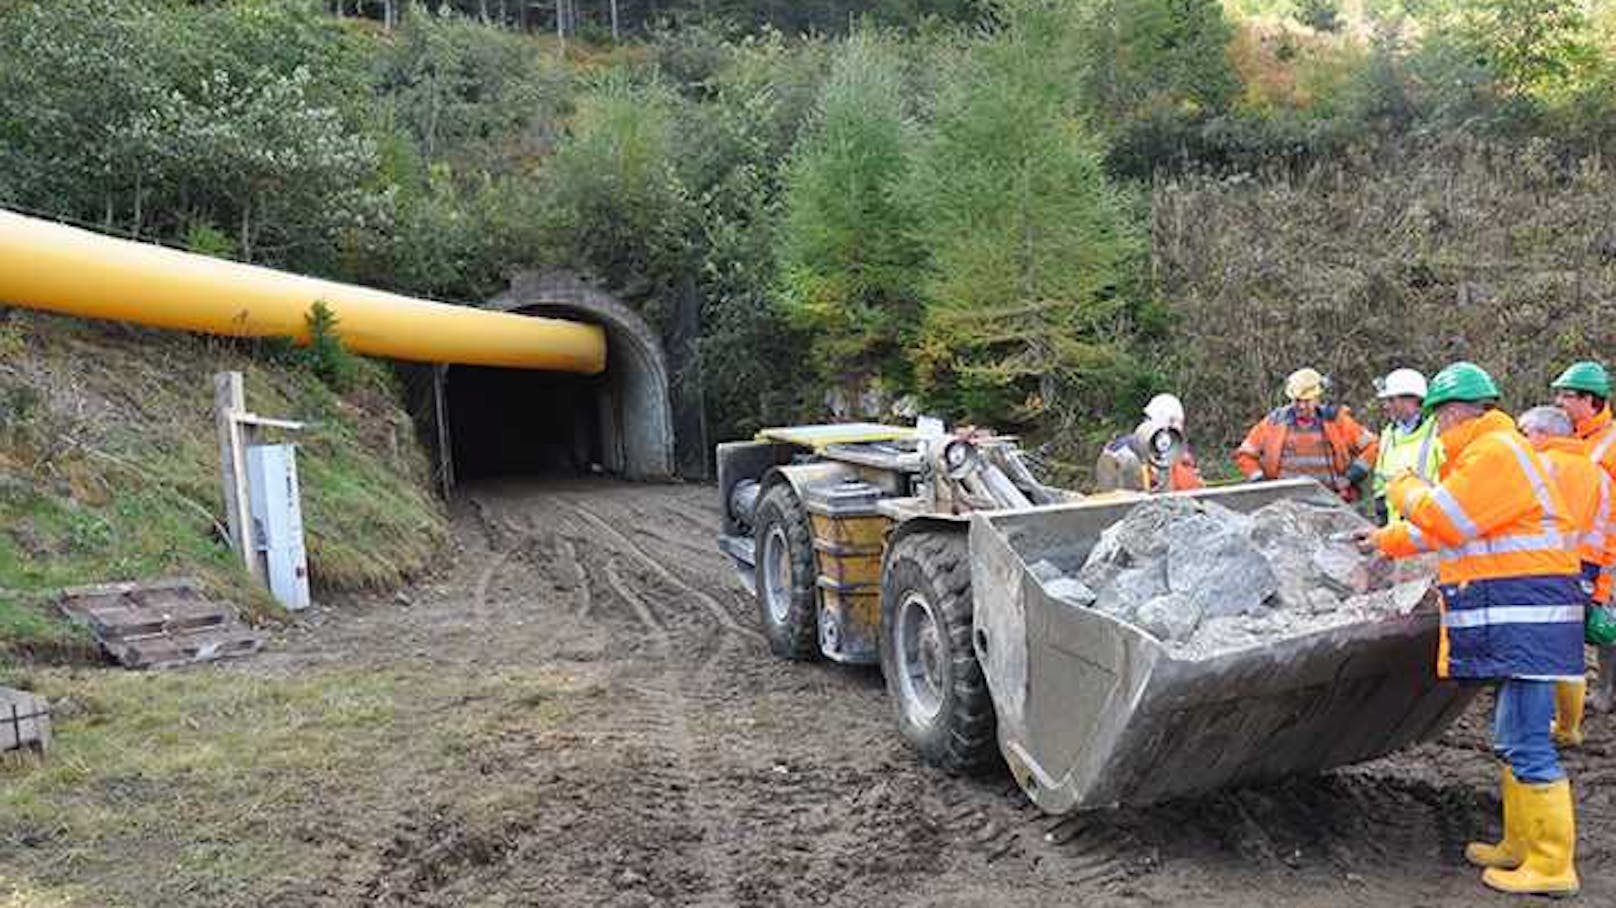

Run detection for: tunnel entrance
[[446, 366, 605, 480], [436, 272, 676, 487]]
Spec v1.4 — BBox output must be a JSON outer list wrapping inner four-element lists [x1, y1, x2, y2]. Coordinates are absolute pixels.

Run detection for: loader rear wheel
[[754, 484, 820, 660], [880, 530, 997, 773]]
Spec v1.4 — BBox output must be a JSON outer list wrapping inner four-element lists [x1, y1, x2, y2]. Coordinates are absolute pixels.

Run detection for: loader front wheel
[[881, 530, 997, 773], [754, 484, 820, 660]]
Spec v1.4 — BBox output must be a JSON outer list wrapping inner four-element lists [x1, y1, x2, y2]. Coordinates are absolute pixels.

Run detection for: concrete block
[[0, 687, 50, 755]]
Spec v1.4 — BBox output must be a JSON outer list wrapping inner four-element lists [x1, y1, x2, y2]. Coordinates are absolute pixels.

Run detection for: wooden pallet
[[57, 578, 265, 670]]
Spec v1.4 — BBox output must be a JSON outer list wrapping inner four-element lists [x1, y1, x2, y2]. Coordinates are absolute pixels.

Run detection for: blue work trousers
[[1493, 678, 1564, 784]]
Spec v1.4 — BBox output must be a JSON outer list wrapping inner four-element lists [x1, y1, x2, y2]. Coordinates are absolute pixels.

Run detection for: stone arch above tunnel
[[478, 271, 675, 481]]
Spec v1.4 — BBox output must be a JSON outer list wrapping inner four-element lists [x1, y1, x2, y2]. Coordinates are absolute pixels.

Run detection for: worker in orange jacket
[[1519, 406, 1615, 748], [1359, 364, 1583, 897], [1552, 360, 1616, 712], [1235, 368, 1377, 501]]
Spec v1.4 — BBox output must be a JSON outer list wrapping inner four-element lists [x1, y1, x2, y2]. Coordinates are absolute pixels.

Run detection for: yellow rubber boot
[[1482, 778, 1579, 897], [1551, 680, 1586, 748], [1466, 767, 1523, 869]]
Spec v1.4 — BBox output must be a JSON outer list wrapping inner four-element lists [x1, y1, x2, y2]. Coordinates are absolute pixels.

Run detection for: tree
[[541, 72, 697, 325], [1450, 0, 1595, 98], [1072, 0, 1239, 129], [776, 30, 923, 399], [906, 1, 1149, 430]]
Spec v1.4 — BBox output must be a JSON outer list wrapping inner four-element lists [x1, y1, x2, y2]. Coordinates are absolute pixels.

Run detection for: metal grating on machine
[[56, 578, 265, 670]]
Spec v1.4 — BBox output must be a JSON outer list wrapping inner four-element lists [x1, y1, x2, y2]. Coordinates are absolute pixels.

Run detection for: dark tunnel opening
[[446, 365, 606, 481], [430, 280, 678, 488]]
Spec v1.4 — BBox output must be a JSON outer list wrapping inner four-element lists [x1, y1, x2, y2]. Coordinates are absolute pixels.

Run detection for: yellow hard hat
[[1285, 368, 1325, 401]]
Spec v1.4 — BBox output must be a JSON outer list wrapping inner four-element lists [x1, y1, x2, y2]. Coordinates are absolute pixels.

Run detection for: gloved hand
[[1351, 527, 1379, 555]]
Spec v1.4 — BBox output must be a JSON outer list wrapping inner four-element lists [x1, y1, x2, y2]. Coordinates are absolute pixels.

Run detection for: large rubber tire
[[753, 484, 820, 660], [879, 530, 998, 773]]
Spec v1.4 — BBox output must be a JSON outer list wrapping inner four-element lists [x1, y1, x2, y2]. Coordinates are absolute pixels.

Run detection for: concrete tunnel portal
[[440, 274, 676, 485]]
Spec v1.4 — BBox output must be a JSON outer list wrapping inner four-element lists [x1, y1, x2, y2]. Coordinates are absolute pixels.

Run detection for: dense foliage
[[3, 0, 1614, 468]]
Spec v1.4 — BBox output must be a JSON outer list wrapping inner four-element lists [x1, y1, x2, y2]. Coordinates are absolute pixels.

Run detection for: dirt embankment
[[7, 480, 1615, 906]]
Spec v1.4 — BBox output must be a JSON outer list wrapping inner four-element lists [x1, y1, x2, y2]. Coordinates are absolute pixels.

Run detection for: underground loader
[[716, 423, 1474, 813]]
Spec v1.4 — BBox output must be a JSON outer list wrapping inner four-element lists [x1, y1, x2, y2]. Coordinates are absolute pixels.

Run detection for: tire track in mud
[[532, 483, 1160, 898], [361, 480, 1594, 907], [910, 758, 1494, 898], [528, 485, 884, 906], [548, 494, 765, 645], [469, 483, 759, 906]]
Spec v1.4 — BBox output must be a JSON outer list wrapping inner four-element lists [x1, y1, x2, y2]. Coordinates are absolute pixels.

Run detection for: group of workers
[[1102, 360, 1616, 898]]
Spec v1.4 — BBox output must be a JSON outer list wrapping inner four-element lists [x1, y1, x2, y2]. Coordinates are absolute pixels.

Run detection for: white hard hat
[[1143, 393, 1185, 429], [1376, 368, 1428, 400]]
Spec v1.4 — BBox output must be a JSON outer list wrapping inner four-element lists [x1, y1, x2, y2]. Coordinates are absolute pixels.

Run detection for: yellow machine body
[[801, 477, 895, 663], [756, 423, 915, 451]]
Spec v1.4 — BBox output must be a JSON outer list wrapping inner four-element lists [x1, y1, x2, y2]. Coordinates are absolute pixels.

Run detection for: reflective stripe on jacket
[[1374, 416, 1443, 523], [1234, 405, 1378, 483], [1538, 439, 1614, 605], [1575, 408, 1616, 603], [1374, 410, 1584, 680], [1601, 471, 1616, 605]]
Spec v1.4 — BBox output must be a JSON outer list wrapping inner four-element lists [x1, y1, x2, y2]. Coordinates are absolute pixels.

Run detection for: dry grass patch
[[0, 664, 580, 907]]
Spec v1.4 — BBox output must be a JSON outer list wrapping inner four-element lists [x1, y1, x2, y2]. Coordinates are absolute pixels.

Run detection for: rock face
[[1136, 592, 1203, 642], [1249, 498, 1379, 607], [1093, 565, 1168, 618], [1034, 495, 1434, 656], [1045, 576, 1098, 608], [1164, 511, 1276, 618]]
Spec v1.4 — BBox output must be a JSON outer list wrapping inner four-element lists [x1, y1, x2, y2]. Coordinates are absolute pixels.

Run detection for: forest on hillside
[[3, 0, 1614, 473], [330, 0, 982, 36]]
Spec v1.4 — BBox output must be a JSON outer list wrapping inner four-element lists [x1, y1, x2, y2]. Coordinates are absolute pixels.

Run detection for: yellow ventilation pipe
[[0, 210, 605, 373]]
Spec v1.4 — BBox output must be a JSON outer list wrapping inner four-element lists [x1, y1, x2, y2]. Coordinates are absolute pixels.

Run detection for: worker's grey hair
[[1518, 405, 1574, 437]]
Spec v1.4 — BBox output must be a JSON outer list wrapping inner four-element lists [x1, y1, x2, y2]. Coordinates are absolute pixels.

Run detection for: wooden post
[[214, 371, 261, 581], [434, 365, 455, 499]]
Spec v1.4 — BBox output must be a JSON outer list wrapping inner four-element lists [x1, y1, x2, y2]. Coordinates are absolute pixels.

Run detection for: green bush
[[296, 301, 360, 392]]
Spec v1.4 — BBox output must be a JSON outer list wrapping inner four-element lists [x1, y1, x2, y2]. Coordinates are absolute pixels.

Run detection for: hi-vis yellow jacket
[[1373, 416, 1443, 523]]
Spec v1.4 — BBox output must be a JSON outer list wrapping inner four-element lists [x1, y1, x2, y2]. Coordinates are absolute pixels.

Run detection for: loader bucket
[[968, 480, 1477, 813]]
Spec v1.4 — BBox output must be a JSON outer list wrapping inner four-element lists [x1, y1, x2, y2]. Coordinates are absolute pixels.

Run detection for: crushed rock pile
[[1031, 496, 1436, 657]]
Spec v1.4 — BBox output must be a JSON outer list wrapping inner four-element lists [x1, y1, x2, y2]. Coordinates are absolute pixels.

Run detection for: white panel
[[245, 444, 311, 611]]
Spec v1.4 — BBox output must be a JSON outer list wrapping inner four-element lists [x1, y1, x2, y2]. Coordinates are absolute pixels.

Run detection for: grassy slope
[[0, 308, 447, 665]]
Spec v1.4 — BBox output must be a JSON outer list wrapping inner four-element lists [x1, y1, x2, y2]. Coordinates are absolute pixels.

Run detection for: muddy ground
[[197, 481, 1616, 904]]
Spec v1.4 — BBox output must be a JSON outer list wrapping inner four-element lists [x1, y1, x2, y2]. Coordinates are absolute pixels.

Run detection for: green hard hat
[[1550, 361, 1611, 398], [1423, 361, 1500, 415]]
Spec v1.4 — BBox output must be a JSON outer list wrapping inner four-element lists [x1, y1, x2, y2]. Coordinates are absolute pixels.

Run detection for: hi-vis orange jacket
[[1576, 406, 1616, 600], [1234, 404, 1377, 486], [1578, 406, 1616, 477], [1151, 451, 1204, 492], [1373, 410, 1584, 680], [1536, 436, 1615, 605]]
